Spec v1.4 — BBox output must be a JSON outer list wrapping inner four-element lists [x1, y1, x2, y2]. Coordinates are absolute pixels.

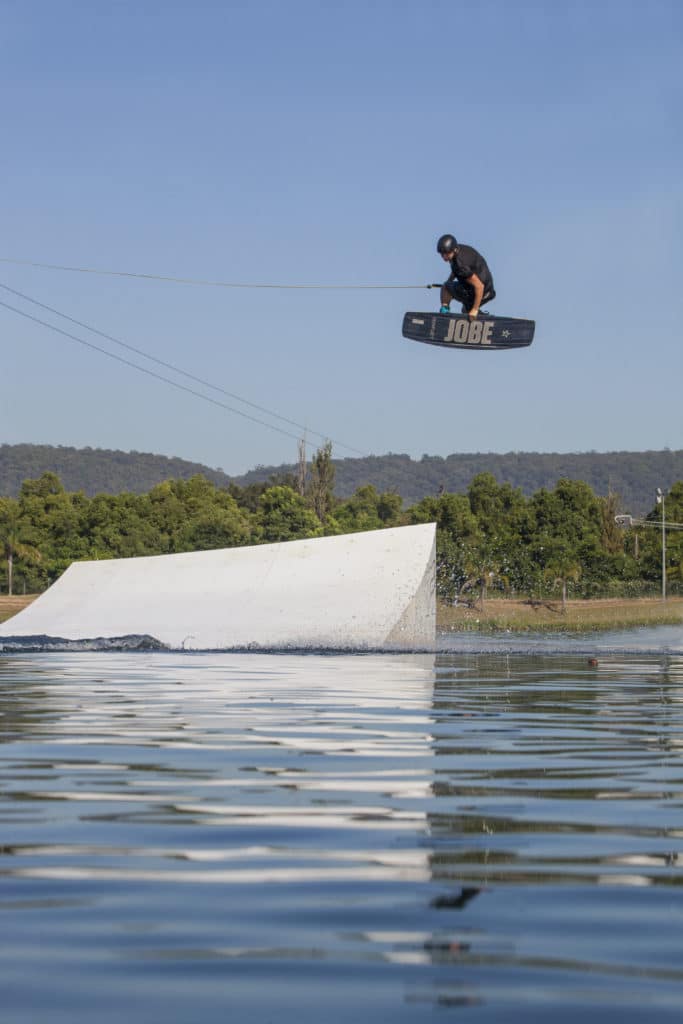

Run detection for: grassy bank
[[0, 595, 36, 624], [438, 595, 683, 632], [1, 594, 682, 634]]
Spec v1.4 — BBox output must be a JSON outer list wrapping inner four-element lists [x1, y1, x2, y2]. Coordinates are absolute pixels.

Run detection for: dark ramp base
[[0, 634, 169, 652], [402, 311, 535, 350]]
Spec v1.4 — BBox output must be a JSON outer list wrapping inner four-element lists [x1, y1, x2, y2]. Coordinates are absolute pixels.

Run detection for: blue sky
[[2, 0, 681, 475]]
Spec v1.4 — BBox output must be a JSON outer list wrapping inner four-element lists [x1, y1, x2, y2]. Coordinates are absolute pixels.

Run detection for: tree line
[[1, 451, 681, 602], [238, 448, 683, 515], [2, 443, 682, 516]]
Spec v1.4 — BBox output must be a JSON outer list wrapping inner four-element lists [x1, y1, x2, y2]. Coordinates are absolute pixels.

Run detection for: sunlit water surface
[[1, 628, 682, 1022]]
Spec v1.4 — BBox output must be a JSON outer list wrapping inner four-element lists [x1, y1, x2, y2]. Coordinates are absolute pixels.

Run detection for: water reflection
[[1, 644, 683, 1021]]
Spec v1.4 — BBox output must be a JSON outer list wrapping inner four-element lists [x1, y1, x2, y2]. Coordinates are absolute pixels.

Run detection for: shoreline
[[1, 594, 681, 634], [438, 595, 683, 633]]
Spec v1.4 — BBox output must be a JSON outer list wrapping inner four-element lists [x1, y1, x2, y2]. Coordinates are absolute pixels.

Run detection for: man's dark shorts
[[444, 279, 496, 308]]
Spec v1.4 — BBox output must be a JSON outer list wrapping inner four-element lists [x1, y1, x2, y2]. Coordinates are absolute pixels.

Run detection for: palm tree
[[0, 499, 41, 596], [546, 553, 582, 613]]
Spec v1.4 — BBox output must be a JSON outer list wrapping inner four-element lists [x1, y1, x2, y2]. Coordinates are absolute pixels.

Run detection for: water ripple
[[1, 642, 682, 1022]]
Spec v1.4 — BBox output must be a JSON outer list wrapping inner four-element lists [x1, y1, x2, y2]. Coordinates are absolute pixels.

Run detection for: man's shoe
[[439, 305, 450, 314]]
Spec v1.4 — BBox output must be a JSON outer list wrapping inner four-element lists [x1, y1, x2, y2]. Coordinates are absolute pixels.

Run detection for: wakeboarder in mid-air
[[436, 233, 496, 321], [400, 234, 534, 351]]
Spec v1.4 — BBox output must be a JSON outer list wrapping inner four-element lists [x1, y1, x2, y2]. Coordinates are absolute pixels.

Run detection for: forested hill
[[0, 445, 233, 497], [236, 450, 683, 515], [1, 444, 681, 515]]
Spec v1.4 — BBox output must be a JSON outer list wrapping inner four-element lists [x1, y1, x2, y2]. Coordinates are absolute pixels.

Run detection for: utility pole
[[615, 507, 682, 600], [297, 435, 307, 497]]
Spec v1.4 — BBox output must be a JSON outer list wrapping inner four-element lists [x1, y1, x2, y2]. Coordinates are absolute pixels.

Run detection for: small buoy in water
[[587, 657, 598, 667]]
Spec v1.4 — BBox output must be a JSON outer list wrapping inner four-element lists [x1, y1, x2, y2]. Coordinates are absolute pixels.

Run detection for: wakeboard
[[402, 311, 535, 351]]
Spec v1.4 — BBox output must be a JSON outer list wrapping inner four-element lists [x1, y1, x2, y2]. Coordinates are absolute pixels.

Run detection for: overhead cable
[[0, 281, 366, 457], [0, 256, 430, 290], [0, 295, 358, 450]]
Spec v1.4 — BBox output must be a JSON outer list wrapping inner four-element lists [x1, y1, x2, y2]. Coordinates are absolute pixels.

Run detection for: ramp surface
[[0, 524, 436, 651]]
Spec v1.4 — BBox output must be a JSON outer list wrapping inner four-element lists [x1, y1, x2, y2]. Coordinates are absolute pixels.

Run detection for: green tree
[[467, 474, 534, 596], [527, 479, 608, 598], [336, 485, 403, 533], [147, 480, 187, 552], [540, 538, 583, 611], [409, 492, 482, 603], [308, 442, 336, 524], [80, 492, 160, 561], [0, 498, 42, 595], [19, 471, 65, 499], [173, 498, 252, 551], [255, 486, 323, 543], [599, 490, 625, 555]]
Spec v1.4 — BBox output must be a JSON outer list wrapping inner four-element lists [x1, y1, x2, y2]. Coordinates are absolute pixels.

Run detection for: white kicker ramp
[[0, 523, 436, 651]]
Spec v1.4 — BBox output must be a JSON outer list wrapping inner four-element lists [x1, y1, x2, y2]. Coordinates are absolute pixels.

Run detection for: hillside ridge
[[1, 443, 681, 515]]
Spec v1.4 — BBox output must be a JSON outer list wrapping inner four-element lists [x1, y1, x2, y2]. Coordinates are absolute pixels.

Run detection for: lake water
[[2, 627, 682, 1022]]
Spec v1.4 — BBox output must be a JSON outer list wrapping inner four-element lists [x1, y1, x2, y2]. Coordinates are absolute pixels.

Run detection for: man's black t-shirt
[[448, 244, 494, 293]]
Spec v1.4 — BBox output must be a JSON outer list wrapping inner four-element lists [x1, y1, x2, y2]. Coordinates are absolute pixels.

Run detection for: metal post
[[662, 493, 666, 602], [656, 488, 666, 602]]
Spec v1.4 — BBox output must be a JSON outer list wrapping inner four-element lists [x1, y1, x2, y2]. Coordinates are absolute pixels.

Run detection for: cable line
[[0, 296, 347, 448], [0, 281, 366, 457], [0, 256, 430, 291]]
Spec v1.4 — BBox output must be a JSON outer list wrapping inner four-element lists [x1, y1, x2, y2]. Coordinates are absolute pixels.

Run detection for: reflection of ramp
[[0, 524, 436, 651]]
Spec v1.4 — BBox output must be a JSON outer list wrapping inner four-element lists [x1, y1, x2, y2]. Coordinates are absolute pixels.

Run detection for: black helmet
[[437, 234, 457, 255]]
